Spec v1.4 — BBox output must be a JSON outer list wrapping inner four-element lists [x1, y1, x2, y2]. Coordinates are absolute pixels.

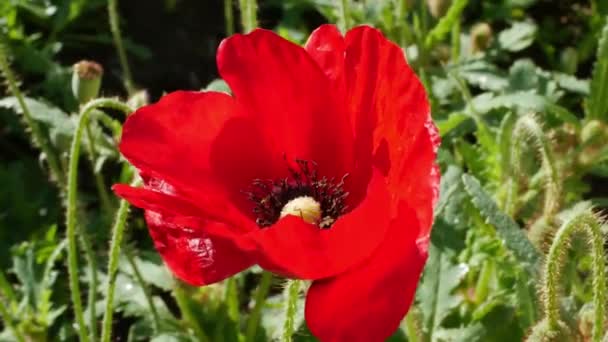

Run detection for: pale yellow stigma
[[280, 196, 322, 224]]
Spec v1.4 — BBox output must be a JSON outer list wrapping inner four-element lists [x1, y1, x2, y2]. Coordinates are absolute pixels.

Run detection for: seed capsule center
[[280, 196, 322, 224]]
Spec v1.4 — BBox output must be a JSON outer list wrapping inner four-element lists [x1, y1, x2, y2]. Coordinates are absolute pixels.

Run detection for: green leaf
[[586, 16, 608, 120], [204, 78, 232, 94], [425, 0, 469, 49], [418, 242, 467, 339], [498, 21, 537, 52], [436, 112, 469, 136], [508, 59, 538, 91], [553, 73, 589, 95], [456, 60, 509, 91], [0, 96, 74, 147], [461, 174, 542, 274]]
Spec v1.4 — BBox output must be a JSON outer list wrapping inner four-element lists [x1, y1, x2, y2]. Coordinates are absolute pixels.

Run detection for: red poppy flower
[[113, 24, 439, 342]]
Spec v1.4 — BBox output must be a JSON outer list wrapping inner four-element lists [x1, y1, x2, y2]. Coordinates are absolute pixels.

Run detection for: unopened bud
[[581, 120, 607, 144], [526, 319, 574, 342], [427, 0, 452, 18], [471, 22, 493, 54], [72, 60, 103, 104]]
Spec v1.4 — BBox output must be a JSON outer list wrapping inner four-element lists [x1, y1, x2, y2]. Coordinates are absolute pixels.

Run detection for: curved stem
[[543, 210, 606, 341], [108, 0, 135, 95], [245, 271, 273, 342], [125, 249, 161, 333], [281, 280, 301, 342], [511, 114, 561, 221], [0, 36, 65, 187], [66, 98, 132, 342]]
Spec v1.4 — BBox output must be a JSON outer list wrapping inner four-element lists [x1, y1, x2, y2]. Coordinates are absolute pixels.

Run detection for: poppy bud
[[581, 119, 607, 145], [280, 196, 322, 225], [470, 22, 493, 54], [427, 0, 451, 18], [559, 47, 578, 75], [526, 319, 574, 342], [72, 60, 103, 104], [127, 89, 150, 110]]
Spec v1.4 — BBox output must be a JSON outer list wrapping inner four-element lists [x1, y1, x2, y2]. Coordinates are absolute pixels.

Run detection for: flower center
[[280, 196, 322, 224], [245, 159, 348, 229]]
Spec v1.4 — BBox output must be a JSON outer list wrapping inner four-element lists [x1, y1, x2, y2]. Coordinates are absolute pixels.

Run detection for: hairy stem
[[543, 210, 606, 341], [66, 98, 131, 342], [281, 280, 301, 342], [0, 36, 65, 187], [100, 186, 135, 342], [245, 271, 273, 342], [511, 114, 561, 221], [108, 0, 135, 94]]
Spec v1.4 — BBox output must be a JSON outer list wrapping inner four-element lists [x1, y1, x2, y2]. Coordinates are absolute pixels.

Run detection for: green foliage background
[[1, 0, 608, 341]]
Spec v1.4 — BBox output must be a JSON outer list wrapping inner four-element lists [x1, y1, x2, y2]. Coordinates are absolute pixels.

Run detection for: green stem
[[66, 98, 131, 342], [281, 280, 301, 342], [245, 271, 273, 342], [404, 309, 422, 342], [108, 0, 135, 95], [100, 190, 134, 342], [397, 0, 415, 47], [85, 122, 114, 218], [173, 282, 211, 342], [0, 300, 25, 342], [451, 20, 461, 62], [474, 260, 494, 304], [224, 0, 235, 36], [225, 277, 240, 323], [80, 232, 98, 342], [125, 249, 161, 333], [0, 36, 65, 187], [543, 210, 606, 341], [337, 0, 351, 32], [238, 0, 257, 33]]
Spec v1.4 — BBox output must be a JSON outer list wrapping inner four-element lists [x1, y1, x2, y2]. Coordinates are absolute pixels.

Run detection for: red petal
[[217, 29, 354, 181], [145, 211, 255, 286], [305, 26, 439, 224], [305, 203, 426, 342], [118, 90, 280, 220], [113, 184, 255, 285], [305, 24, 345, 82], [339, 26, 439, 237], [250, 169, 390, 279]]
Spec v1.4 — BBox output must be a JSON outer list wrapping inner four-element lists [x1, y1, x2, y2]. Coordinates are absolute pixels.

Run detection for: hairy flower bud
[[471, 22, 493, 54], [526, 319, 574, 342], [72, 60, 103, 104], [427, 0, 451, 18]]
